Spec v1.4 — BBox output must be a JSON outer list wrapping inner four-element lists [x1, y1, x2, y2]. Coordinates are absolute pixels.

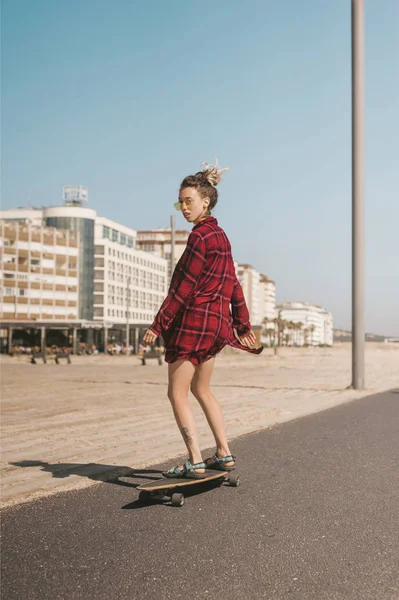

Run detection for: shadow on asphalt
[[11, 460, 228, 510], [10, 460, 162, 489]]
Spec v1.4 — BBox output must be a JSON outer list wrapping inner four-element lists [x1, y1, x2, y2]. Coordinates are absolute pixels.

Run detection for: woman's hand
[[143, 329, 158, 346], [238, 330, 256, 348]]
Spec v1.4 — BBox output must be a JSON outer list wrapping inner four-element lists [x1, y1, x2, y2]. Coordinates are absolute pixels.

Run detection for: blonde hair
[[200, 156, 230, 187], [180, 157, 230, 214]]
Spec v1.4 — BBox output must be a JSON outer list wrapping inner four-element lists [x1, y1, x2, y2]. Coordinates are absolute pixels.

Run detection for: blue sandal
[[163, 459, 207, 479], [204, 454, 236, 472]]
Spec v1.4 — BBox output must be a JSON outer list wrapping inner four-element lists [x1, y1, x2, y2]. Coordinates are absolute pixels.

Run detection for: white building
[[136, 228, 190, 280], [259, 275, 276, 323], [237, 264, 261, 326], [276, 301, 333, 346], [0, 204, 97, 320], [94, 217, 168, 333], [0, 190, 168, 340], [1, 220, 79, 322]]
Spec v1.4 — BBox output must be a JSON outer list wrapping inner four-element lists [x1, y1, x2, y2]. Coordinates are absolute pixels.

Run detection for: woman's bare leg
[[190, 358, 234, 466], [168, 359, 205, 472]]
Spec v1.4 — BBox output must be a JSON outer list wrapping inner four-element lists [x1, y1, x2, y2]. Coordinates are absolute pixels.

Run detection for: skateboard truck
[[137, 471, 240, 507]]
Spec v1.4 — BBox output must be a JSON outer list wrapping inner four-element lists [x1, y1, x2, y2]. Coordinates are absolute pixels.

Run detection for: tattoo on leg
[[181, 427, 193, 447]]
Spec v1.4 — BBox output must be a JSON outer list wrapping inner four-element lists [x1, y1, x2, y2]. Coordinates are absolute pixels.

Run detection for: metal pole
[[8, 327, 13, 355], [40, 326, 46, 353], [170, 215, 175, 285], [352, 0, 365, 389], [126, 276, 131, 347]]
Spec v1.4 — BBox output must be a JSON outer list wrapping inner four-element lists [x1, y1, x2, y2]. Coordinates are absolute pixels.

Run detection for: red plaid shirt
[[150, 217, 263, 364]]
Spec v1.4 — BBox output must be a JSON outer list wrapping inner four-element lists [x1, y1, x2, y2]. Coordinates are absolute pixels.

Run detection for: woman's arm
[[149, 232, 206, 337], [231, 277, 251, 335]]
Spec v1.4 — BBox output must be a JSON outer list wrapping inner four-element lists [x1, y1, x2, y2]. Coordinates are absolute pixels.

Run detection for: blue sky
[[2, 0, 398, 335]]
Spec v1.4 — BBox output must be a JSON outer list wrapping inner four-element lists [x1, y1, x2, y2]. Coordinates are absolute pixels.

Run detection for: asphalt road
[[2, 389, 398, 600]]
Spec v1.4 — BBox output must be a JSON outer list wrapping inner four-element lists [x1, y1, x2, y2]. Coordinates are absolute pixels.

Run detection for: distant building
[[93, 217, 168, 339], [136, 228, 190, 280], [276, 301, 333, 346], [237, 264, 261, 326], [0, 220, 79, 322], [259, 275, 276, 323], [1, 202, 96, 320], [0, 188, 168, 351]]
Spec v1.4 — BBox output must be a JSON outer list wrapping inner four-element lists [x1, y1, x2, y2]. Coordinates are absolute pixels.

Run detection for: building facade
[[276, 301, 333, 346], [93, 217, 168, 341], [1, 202, 96, 320], [136, 228, 190, 280], [237, 264, 261, 326], [0, 220, 79, 322], [44, 206, 95, 320], [259, 275, 276, 323], [0, 189, 169, 350]]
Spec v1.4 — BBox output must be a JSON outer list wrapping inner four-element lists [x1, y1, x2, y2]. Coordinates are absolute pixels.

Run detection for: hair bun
[[201, 156, 230, 187]]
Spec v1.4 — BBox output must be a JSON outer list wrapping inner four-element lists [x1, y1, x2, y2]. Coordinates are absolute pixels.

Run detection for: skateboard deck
[[137, 470, 240, 507]]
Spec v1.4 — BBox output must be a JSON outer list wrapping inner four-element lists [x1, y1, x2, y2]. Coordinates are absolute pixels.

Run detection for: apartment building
[[1, 201, 96, 320], [136, 228, 190, 279], [237, 264, 261, 326], [0, 220, 79, 321], [93, 217, 168, 331], [276, 301, 333, 346], [259, 275, 276, 322], [0, 189, 169, 342]]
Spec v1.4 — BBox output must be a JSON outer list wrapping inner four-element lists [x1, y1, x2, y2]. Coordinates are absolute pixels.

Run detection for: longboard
[[137, 470, 240, 507]]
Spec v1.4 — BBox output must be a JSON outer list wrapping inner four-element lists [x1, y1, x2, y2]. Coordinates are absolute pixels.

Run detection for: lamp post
[[170, 215, 175, 285], [126, 276, 131, 347], [352, 0, 365, 389]]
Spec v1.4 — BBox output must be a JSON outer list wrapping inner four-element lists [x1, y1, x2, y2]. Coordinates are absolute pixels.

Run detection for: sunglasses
[[173, 199, 193, 212]]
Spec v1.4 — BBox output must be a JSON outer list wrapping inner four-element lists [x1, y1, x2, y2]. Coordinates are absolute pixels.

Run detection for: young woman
[[143, 159, 263, 478]]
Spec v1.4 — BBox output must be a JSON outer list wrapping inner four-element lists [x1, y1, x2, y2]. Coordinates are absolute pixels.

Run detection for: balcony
[[3, 263, 16, 271]]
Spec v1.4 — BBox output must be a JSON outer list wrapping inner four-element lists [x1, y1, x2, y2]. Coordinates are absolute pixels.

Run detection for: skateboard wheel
[[228, 473, 240, 487], [139, 491, 150, 503], [171, 493, 185, 507]]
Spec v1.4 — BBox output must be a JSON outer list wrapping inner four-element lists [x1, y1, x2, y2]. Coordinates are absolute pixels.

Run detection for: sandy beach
[[1, 343, 398, 508]]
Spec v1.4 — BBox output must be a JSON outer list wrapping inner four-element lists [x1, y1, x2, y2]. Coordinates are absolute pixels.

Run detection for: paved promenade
[[1, 343, 398, 508], [2, 390, 398, 599]]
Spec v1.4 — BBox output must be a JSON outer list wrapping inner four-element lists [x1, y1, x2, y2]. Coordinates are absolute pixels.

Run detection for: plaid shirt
[[150, 217, 263, 364]]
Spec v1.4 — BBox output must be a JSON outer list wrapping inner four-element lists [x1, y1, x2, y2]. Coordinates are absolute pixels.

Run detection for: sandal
[[162, 459, 206, 479], [204, 454, 236, 472]]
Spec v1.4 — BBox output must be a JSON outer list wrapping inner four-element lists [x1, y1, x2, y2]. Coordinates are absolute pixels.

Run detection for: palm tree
[[277, 319, 286, 346], [309, 324, 316, 345], [296, 321, 304, 346]]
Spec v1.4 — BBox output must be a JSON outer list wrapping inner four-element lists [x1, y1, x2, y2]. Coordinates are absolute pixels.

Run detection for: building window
[[112, 230, 118, 242], [19, 289, 25, 296], [103, 226, 110, 239], [127, 237, 133, 248], [120, 234, 126, 245]]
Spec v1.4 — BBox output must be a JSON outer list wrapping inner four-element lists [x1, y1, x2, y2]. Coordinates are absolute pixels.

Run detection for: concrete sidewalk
[[1, 343, 398, 508]]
